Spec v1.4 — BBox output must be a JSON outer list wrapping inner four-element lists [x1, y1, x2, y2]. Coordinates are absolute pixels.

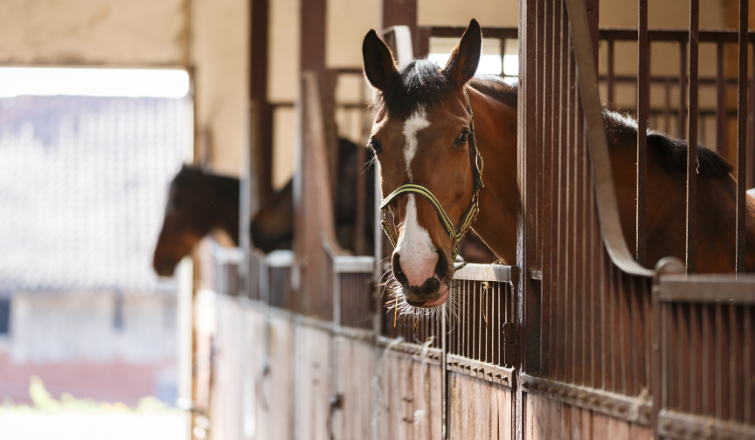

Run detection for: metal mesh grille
[[447, 279, 513, 366]]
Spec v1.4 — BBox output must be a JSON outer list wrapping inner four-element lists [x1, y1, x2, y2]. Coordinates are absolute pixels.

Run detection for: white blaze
[[394, 195, 438, 286], [402, 107, 430, 180]]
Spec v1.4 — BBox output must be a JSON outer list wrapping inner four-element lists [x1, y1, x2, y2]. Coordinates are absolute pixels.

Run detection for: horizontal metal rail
[[452, 263, 517, 283], [657, 275, 755, 304]]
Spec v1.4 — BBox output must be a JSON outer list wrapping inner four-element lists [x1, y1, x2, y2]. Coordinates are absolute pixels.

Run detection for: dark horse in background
[[153, 138, 377, 277]]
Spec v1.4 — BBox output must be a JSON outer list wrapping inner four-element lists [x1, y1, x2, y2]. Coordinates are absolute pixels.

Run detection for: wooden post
[[379, 0, 418, 55], [250, 0, 273, 203], [300, 0, 338, 199]]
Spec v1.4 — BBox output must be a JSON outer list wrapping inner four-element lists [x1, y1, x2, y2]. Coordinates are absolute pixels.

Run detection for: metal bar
[[731, 304, 744, 422], [749, 52, 755, 191], [716, 303, 731, 420], [452, 264, 517, 282], [424, 25, 755, 44], [657, 275, 755, 303], [599, 28, 755, 43], [500, 38, 507, 77], [563, 0, 653, 277], [658, 409, 755, 438], [636, 0, 648, 266], [680, 42, 688, 139], [520, 373, 653, 425], [745, 306, 754, 424], [689, 304, 701, 414], [737, 0, 749, 273], [665, 79, 672, 134], [599, 73, 739, 86], [607, 38, 615, 109], [717, 40, 728, 157], [685, 0, 699, 274]]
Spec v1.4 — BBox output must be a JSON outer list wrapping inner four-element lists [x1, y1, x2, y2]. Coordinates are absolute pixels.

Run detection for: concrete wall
[[190, 0, 249, 176], [0, 0, 189, 66]]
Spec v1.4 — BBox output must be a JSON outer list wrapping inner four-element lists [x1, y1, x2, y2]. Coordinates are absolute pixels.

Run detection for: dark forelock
[[373, 59, 456, 120]]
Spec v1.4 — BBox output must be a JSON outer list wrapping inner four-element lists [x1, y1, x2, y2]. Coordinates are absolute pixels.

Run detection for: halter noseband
[[379, 88, 485, 269]]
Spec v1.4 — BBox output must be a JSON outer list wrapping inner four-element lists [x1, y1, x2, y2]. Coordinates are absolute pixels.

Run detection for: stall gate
[[205, 0, 755, 439]]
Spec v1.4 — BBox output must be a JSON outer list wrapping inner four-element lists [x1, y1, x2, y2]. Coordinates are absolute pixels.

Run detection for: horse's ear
[[362, 30, 398, 91], [443, 19, 482, 89]]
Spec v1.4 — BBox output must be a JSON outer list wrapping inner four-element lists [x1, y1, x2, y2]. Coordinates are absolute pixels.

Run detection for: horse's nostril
[[435, 251, 448, 280], [392, 253, 409, 286]]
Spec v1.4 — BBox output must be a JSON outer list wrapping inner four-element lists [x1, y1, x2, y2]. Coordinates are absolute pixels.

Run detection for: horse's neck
[[466, 85, 519, 263], [205, 174, 240, 244]]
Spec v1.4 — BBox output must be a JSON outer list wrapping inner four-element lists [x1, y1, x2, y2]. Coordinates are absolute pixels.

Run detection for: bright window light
[[0, 68, 190, 98], [427, 53, 519, 77]]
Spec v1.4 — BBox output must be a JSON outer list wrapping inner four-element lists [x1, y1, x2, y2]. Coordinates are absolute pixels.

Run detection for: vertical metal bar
[[749, 50, 755, 191], [716, 304, 731, 420], [500, 38, 507, 78], [745, 306, 754, 424], [607, 38, 615, 109], [702, 304, 714, 416], [665, 79, 672, 135], [539, 0, 553, 376], [717, 40, 728, 158], [679, 41, 688, 139], [636, 0, 649, 266], [689, 304, 701, 414], [686, 0, 699, 273], [736, 0, 748, 273], [731, 304, 744, 422]]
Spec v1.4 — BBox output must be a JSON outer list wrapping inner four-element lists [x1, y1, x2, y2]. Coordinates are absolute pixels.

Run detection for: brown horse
[[153, 138, 380, 277], [362, 19, 755, 310], [153, 165, 240, 277], [251, 137, 376, 254]]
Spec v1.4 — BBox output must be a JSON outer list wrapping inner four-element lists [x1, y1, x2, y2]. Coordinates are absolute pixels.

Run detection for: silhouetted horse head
[[153, 165, 239, 277]]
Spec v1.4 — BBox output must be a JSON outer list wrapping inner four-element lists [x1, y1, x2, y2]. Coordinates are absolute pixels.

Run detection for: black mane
[[373, 59, 456, 120], [603, 109, 733, 178]]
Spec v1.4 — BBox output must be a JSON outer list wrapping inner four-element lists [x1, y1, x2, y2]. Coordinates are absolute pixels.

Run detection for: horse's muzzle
[[393, 251, 450, 307]]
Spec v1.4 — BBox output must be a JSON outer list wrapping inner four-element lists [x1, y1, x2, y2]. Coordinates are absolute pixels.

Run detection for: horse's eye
[[368, 138, 383, 154], [455, 130, 471, 146]]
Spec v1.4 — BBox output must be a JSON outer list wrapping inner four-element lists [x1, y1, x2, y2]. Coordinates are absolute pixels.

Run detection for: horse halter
[[379, 88, 485, 268]]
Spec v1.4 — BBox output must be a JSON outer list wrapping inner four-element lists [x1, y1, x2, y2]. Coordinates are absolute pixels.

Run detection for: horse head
[[362, 19, 483, 310], [153, 165, 217, 276]]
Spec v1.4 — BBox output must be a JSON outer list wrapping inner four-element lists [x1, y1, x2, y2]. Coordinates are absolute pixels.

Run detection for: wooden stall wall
[[448, 373, 513, 440], [331, 334, 375, 440], [525, 394, 651, 440], [293, 322, 332, 440], [374, 343, 444, 440]]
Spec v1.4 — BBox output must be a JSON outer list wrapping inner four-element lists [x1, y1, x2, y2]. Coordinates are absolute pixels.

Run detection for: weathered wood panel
[[525, 393, 651, 440], [242, 306, 267, 440], [332, 335, 374, 440], [293, 323, 332, 440], [448, 372, 513, 440], [210, 295, 244, 440], [267, 313, 294, 440], [375, 349, 443, 440]]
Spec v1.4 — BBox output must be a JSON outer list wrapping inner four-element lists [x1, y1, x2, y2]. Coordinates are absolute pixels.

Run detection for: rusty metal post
[[686, 0, 699, 273], [636, 0, 649, 266], [608, 38, 615, 109], [679, 41, 688, 139], [379, 0, 417, 52], [736, 0, 748, 273], [716, 39, 728, 158], [251, 0, 274, 203]]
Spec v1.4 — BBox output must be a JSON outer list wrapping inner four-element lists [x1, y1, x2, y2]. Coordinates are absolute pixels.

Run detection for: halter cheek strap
[[380, 87, 485, 269]]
